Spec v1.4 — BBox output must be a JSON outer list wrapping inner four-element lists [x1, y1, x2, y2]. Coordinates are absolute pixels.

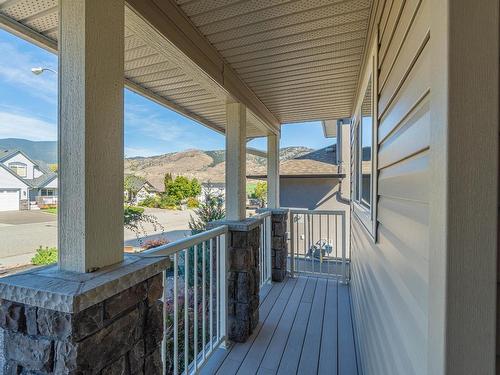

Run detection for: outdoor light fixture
[[31, 67, 57, 75]]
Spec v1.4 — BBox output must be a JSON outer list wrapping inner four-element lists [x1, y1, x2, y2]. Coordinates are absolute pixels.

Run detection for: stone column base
[[271, 210, 288, 282], [0, 254, 168, 374]]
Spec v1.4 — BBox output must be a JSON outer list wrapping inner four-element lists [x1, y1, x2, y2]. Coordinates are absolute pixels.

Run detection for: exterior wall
[[0, 168, 28, 200], [280, 177, 345, 210], [3, 153, 36, 179], [350, 1, 430, 374]]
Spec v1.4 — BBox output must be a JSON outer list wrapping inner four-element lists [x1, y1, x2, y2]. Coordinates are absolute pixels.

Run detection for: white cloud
[[125, 110, 195, 150], [125, 146, 165, 158], [0, 41, 57, 104], [0, 111, 56, 141]]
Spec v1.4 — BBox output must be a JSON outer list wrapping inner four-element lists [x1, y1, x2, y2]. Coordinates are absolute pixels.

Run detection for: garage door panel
[[0, 190, 20, 211]]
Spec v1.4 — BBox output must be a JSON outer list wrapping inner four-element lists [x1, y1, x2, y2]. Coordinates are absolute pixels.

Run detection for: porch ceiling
[[0, 0, 371, 134], [176, 0, 371, 123]]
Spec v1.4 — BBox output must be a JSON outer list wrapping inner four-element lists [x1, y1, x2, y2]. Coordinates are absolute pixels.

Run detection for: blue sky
[[0, 29, 333, 157]]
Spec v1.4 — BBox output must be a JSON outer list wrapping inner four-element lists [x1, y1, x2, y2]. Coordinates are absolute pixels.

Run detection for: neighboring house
[[124, 175, 159, 204], [0, 149, 58, 211], [200, 182, 225, 199], [247, 144, 348, 211]]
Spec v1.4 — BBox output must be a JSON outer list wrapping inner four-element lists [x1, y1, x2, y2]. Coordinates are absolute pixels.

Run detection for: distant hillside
[[0, 138, 57, 164], [0, 138, 313, 189], [125, 146, 313, 190]]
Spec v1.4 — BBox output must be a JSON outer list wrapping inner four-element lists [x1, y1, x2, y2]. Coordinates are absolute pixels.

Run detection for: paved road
[[0, 208, 193, 270]]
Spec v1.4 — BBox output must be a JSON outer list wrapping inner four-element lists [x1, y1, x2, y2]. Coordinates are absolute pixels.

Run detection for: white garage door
[[0, 190, 19, 211]]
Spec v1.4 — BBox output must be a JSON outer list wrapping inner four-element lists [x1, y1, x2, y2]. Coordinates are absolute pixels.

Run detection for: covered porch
[[0, 0, 498, 375]]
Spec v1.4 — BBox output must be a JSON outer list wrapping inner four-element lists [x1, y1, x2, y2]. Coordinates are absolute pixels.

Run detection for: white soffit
[[176, 0, 372, 123], [0, 0, 275, 138]]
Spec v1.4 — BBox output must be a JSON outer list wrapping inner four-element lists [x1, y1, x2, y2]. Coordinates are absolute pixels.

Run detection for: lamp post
[[31, 67, 57, 75]]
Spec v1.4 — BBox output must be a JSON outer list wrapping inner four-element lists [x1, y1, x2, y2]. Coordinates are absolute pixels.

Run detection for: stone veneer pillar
[[0, 254, 168, 374], [209, 218, 261, 343], [270, 210, 289, 282]]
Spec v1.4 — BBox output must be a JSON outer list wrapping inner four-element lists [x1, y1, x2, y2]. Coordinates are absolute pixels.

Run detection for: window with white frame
[[352, 36, 378, 239], [9, 162, 27, 178]]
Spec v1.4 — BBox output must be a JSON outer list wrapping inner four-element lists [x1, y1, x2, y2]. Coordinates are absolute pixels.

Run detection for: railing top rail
[[287, 208, 346, 216], [252, 210, 272, 220], [139, 225, 228, 258]]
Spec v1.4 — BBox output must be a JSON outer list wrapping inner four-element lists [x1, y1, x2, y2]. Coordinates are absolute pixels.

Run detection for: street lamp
[[31, 67, 57, 75]]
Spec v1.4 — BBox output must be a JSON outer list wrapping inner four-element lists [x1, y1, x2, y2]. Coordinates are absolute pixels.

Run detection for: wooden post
[[267, 134, 280, 208], [225, 103, 247, 221], [58, 0, 124, 272]]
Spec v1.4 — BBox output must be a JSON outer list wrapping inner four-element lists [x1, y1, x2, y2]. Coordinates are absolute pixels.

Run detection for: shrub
[[31, 246, 57, 265], [139, 196, 160, 208], [124, 205, 165, 246], [189, 183, 225, 233], [123, 206, 145, 226], [186, 197, 199, 209], [141, 238, 169, 250], [159, 194, 178, 209]]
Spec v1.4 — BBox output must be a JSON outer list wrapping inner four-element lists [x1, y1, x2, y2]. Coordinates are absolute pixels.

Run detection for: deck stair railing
[[288, 209, 349, 283], [142, 225, 228, 375]]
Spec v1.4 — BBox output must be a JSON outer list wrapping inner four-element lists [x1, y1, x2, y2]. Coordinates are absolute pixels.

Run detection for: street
[[0, 208, 193, 271]]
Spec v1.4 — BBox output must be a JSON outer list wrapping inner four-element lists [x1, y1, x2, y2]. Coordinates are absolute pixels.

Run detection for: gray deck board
[[236, 278, 297, 375], [318, 279, 339, 375], [207, 276, 358, 375], [297, 278, 327, 375], [258, 276, 307, 372], [338, 284, 357, 375]]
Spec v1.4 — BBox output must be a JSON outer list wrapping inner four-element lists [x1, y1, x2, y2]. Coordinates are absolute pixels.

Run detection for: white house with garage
[[0, 149, 58, 211]]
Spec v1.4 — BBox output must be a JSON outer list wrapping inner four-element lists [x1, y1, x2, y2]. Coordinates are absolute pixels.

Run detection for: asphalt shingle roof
[[247, 145, 340, 178]]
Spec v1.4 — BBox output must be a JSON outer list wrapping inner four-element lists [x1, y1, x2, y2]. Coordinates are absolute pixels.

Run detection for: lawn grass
[[246, 182, 257, 195], [42, 207, 57, 214]]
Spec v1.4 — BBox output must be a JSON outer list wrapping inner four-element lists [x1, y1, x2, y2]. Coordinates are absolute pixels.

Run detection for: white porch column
[[59, 0, 124, 272], [225, 103, 247, 220], [267, 133, 280, 208]]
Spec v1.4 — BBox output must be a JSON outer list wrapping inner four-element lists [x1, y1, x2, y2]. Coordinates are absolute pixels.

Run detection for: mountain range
[[0, 138, 313, 189]]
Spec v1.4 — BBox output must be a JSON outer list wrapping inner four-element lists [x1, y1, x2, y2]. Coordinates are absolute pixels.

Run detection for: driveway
[[0, 210, 56, 226], [0, 208, 193, 271]]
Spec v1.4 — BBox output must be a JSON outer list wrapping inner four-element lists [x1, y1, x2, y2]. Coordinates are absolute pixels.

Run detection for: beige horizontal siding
[[350, 0, 430, 374]]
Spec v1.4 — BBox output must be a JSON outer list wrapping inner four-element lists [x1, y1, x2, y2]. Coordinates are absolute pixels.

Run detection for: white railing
[[288, 209, 348, 282], [142, 225, 228, 375], [254, 211, 272, 287]]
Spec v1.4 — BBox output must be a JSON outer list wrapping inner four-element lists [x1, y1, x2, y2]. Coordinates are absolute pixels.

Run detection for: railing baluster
[[266, 215, 272, 283], [174, 253, 179, 375], [184, 248, 189, 374], [220, 234, 227, 345], [162, 271, 167, 375], [319, 214, 322, 275], [209, 238, 213, 352], [216, 235, 220, 339], [202, 241, 206, 361], [194, 244, 198, 370]]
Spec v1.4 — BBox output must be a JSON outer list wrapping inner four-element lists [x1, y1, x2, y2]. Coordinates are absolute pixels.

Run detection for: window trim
[[8, 162, 27, 178], [351, 33, 378, 241]]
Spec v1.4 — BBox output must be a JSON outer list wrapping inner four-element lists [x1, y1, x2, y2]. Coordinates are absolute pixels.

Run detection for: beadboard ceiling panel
[[0, 0, 372, 133], [176, 0, 371, 123]]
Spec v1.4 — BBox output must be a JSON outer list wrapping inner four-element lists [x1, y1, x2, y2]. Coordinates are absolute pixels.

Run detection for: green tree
[[251, 181, 267, 207], [190, 178, 201, 197], [165, 176, 192, 202], [165, 176, 201, 203], [163, 173, 173, 192]]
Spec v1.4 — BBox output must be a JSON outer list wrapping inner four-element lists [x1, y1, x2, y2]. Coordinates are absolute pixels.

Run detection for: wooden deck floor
[[201, 276, 358, 375]]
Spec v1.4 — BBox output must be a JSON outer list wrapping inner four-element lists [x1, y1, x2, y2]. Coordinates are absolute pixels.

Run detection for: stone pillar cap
[[0, 254, 169, 313]]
